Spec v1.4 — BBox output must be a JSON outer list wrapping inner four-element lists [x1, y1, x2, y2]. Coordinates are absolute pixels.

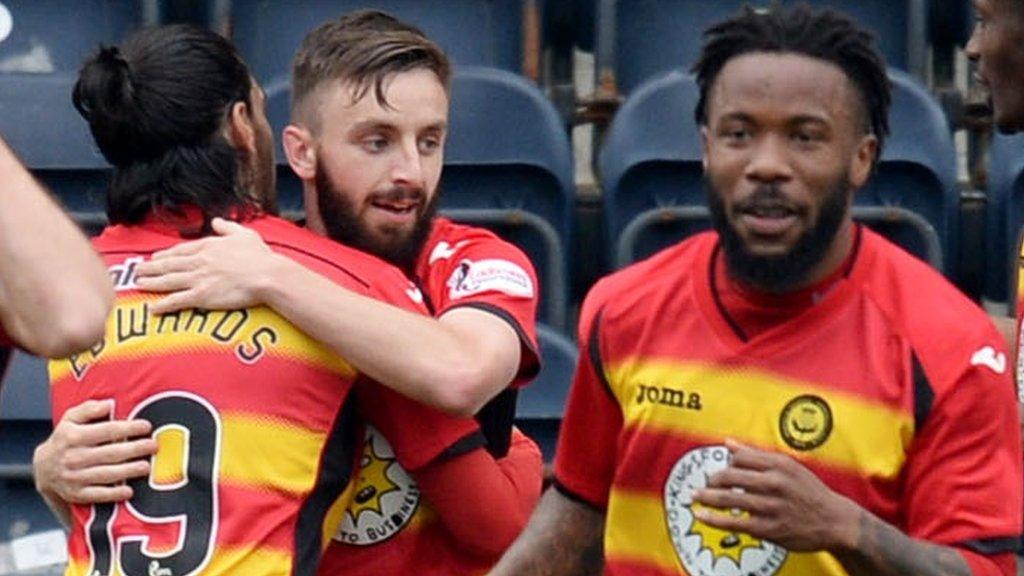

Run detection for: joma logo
[[635, 384, 702, 411]]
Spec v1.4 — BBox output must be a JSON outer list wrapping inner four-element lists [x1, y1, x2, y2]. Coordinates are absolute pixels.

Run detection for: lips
[[736, 199, 801, 237], [369, 189, 423, 217], [371, 198, 418, 214]]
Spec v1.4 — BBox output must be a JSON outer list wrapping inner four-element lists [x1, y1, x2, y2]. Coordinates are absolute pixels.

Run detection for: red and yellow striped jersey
[[50, 214, 425, 576], [556, 228, 1022, 576]]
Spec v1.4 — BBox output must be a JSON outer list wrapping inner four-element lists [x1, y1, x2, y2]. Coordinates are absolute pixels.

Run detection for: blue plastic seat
[[265, 66, 575, 329], [229, 0, 525, 87], [0, 73, 110, 211], [600, 70, 957, 272], [0, 2, 139, 208], [0, 351, 57, 546], [516, 324, 576, 461], [598, 0, 926, 95], [0, 1, 142, 75]]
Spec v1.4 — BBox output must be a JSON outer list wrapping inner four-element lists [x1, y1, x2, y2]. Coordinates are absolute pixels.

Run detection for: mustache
[[369, 186, 425, 204], [735, 184, 805, 215]]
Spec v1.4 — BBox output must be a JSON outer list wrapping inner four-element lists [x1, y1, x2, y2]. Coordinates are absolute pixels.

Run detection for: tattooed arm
[[831, 511, 973, 576], [488, 487, 605, 576]]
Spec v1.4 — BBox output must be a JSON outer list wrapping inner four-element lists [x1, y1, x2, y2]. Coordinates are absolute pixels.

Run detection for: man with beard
[[491, 5, 1022, 576], [33, 11, 543, 575], [0, 136, 112, 363]]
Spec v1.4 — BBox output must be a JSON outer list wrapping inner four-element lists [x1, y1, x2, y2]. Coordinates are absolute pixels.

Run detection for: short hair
[[692, 3, 891, 162], [73, 24, 259, 228], [290, 10, 451, 130]]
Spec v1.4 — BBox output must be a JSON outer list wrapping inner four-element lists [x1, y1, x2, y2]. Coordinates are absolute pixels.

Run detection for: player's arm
[[491, 297, 617, 574], [692, 440, 999, 576], [414, 428, 544, 558], [357, 379, 543, 558], [33, 400, 158, 528], [0, 137, 113, 357], [488, 487, 605, 575], [134, 218, 519, 415]]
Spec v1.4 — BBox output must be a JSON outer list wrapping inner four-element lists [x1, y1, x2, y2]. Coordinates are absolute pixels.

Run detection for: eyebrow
[[348, 119, 448, 133], [716, 111, 831, 126]]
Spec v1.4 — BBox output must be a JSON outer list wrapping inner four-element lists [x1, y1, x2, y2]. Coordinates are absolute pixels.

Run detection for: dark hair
[[692, 3, 891, 162], [291, 10, 450, 129], [73, 24, 260, 228]]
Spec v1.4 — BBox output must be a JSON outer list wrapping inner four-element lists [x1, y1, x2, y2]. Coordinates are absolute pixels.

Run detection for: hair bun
[[73, 44, 146, 166]]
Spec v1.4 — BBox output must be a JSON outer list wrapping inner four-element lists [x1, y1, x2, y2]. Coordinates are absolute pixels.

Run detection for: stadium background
[[0, 0, 1009, 573]]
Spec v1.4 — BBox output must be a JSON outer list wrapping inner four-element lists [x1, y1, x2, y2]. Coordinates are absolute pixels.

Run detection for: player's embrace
[[43, 24, 436, 575]]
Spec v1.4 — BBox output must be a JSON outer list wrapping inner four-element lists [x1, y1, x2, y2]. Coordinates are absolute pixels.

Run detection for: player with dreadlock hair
[[491, 3, 1021, 575]]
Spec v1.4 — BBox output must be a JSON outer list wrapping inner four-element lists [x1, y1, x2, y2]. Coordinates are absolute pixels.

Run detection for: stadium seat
[[228, 0, 526, 87], [442, 66, 575, 330], [599, 69, 957, 272], [594, 0, 928, 95], [0, 0, 143, 75], [986, 133, 1024, 303], [265, 66, 575, 329], [0, 73, 110, 212], [0, 2, 140, 208], [0, 351, 58, 549], [516, 324, 576, 461]]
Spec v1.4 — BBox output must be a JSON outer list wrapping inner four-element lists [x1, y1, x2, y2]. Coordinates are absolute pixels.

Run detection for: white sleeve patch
[[446, 259, 535, 300]]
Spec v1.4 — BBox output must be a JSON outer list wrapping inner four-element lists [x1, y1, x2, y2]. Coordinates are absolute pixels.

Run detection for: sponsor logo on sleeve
[[428, 240, 468, 264], [971, 345, 1007, 375], [446, 259, 535, 300], [405, 284, 424, 304]]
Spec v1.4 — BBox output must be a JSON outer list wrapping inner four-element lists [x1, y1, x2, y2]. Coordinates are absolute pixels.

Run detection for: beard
[[314, 164, 437, 271], [706, 174, 850, 294]]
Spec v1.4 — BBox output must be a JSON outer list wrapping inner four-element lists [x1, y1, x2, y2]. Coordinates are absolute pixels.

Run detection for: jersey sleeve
[[903, 336, 1023, 557], [421, 231, 540, 387], [356, 379, 484, 472], [552, 288, 623, 510]]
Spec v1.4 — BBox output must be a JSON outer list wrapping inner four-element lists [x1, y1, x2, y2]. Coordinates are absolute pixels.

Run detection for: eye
[[419, 136, 442, 154], [362, 137, 388, 153], [720, 126, 751, 142]]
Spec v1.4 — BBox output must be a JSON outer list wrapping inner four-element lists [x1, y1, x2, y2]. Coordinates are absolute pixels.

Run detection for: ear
[[849, 133, 878, 189], [282, 124, 317, 181], [700, 125, 710, 172], [224, 101, 257, 155]]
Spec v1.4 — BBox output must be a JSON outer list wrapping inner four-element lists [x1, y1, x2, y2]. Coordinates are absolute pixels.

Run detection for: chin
[[993, 103, 1024, 135]]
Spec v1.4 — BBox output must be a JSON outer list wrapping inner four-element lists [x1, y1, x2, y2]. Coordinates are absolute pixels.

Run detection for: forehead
[[319, 68, 448, 129], [707, 52, 860, 128]]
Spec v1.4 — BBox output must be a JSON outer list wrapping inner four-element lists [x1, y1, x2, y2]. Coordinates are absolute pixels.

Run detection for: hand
[[33, 400, 158, 504], [134, 217, 277, 314], [691, 439, 860, 552]]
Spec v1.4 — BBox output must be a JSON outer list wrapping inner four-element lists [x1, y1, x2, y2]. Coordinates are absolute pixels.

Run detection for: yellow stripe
[[68, 544, 294, 575], [50, 297, 355, 382], [606, 360, 913, 479], [607, 490, 848, 575], [219, 414, 326, 494]]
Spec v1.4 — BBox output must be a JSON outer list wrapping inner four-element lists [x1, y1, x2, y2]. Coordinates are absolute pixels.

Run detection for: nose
[[391, 138, 425, 185], [965, 23, 981, 61], [744, 134, 793, 184]]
